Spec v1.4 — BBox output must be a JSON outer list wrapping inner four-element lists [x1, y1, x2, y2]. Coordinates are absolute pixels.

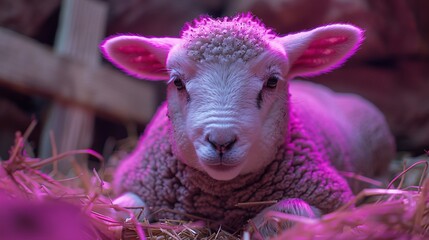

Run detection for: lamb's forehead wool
[[181, 14, 276, 63]]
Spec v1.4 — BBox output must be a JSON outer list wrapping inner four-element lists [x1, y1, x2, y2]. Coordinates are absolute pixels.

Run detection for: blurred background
[[0, 0, 428, 174]]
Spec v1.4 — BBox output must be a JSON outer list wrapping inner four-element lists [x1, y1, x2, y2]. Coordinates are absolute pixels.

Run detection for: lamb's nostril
[[206, 134, 237, 154]]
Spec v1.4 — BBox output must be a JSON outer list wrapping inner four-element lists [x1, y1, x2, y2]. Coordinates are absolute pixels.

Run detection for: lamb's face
[[162, 16, 291, 180], [166, 44, 289, 181]]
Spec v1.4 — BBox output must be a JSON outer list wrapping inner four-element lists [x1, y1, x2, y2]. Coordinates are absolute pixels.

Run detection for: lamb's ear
[[276, 24, 363, 79], [100, 36, 181, 80]]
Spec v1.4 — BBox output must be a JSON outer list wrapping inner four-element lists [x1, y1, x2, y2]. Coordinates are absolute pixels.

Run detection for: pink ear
[[276, 24, 363, 79], [100, 36, 181, 80]]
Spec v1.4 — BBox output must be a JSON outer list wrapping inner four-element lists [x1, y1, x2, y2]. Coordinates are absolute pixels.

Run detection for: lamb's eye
[[173, 77, 185, 90], [266, 76, 279, 88]]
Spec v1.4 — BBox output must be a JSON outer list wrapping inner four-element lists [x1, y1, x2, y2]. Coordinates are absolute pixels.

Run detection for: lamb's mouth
[[200, 158, 244, 180], [200, 156, 242, 171], [204, 162, 240, 171]]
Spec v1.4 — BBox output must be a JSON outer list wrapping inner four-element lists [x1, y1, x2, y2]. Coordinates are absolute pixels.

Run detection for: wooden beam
[[40, 0, 107, 175], [0, 27, 157, 123]]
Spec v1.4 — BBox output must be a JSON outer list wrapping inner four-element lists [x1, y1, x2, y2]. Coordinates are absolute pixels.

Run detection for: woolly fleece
[[182, 14, 275, 63]]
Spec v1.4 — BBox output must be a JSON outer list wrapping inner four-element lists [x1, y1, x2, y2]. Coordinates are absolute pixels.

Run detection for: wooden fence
[[0, 0, 158, 175]]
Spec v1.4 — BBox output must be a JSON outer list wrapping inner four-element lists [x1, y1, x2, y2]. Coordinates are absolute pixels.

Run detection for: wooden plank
[[0, 27, 157, 123], [55, 0, 106, 65], [39, 0, 104, 174]]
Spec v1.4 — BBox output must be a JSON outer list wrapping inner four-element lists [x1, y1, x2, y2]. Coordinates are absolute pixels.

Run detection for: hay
[[0, 123, 142, 240], [258, 154, 429, 240], [1, 122, 428, 239]]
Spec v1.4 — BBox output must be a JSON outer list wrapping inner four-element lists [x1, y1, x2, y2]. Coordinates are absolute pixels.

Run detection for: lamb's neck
[[178, 144, 288, 196]]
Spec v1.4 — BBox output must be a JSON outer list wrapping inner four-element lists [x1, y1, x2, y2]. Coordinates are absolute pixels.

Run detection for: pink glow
[[0, 196, 95, 240], [99, 35, 173, 80], [286, 24, 364, 77]]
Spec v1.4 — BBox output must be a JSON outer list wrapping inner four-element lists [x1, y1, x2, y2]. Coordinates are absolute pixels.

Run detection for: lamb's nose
[[206, 132, 237, 154]]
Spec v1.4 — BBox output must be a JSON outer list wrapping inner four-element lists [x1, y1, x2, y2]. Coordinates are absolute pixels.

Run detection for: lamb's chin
[[202, 163, 243, 181]]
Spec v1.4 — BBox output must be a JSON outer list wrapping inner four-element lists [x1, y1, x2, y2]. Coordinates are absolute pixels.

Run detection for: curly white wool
[[182, 14, 276, 63]]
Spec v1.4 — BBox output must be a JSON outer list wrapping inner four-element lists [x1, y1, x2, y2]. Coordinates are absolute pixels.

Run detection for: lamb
[[100, 14, 395, 238]]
